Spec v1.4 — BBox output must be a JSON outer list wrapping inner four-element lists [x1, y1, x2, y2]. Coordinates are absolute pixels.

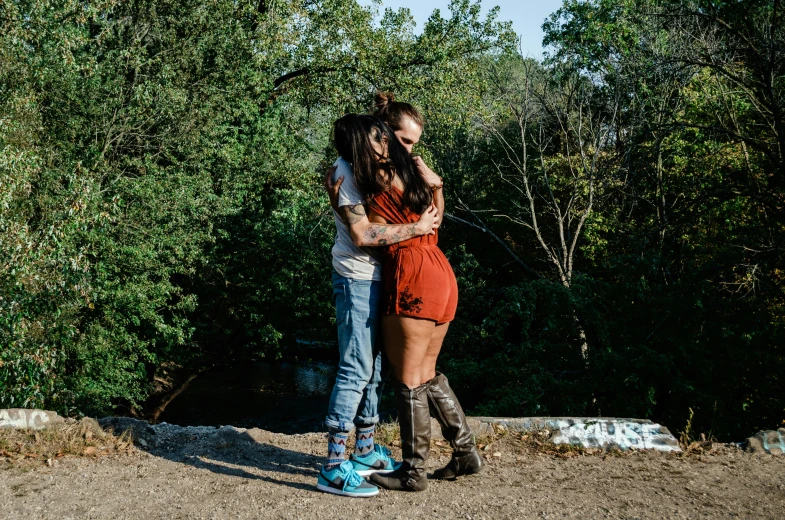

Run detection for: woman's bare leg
[[382, 315, 435, 388], [421, 322, 449, 383], [371, 317, 456, 492]]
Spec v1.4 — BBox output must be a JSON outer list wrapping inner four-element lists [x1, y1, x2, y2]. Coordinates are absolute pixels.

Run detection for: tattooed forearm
[[340, 204, 427, 247], [359, 222, 419, 246]]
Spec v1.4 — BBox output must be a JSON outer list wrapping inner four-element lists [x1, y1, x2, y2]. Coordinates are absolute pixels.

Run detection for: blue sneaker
[[350, 444, 402, 477], [316, 461, 379, 498]]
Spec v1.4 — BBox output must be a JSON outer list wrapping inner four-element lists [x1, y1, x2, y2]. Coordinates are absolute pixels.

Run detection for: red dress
[[369, 187, 458, 324]]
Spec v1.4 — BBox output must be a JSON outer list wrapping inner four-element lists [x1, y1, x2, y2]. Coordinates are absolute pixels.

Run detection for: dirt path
[[1, 422, 784, 519]]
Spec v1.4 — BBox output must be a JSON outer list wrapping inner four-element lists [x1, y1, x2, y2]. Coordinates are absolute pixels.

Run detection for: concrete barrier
[[430, 416, 681, 452], [0, 409, 65, 430], [747, 429, 785, 455], [1, 409, 682, 452]]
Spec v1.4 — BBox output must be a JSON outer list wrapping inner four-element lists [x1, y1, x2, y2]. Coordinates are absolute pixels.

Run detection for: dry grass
[[510, 429, 606, 458], [375, 420, 518, 460], [469, 424, 600, 461], [468, 424, 635, 460], [374, 420, 401, 447], [0, 418, 135, 467]]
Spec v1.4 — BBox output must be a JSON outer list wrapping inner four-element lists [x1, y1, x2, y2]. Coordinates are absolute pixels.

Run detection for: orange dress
[[369, 186, 458, 324]]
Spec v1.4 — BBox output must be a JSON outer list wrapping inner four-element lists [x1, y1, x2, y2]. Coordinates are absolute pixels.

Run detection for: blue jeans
[[325, 272, 384, 432]]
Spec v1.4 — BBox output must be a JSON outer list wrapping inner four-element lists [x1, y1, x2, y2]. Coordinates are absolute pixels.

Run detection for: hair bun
[[375, 91, 395, 110]]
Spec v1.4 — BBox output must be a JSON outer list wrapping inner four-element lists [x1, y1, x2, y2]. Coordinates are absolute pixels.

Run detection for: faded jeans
[[325, 271, 384, 432]]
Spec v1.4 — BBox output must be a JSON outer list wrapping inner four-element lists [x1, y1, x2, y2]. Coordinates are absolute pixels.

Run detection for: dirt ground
[[1, 420, 784, 519]]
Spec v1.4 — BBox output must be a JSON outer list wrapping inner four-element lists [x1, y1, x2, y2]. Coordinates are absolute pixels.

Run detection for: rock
[[99, 417, 156, 436], [213, 425, 255, 449], [83, 446, 98, 456], [80, 417, 103, 432], [0, 409, 65, 430], [98, 416, 157, 448], [746, 428, 785, 455]]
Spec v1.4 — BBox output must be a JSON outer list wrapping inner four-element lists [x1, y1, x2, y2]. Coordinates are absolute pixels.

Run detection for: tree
[[450, 55, 620, 363]]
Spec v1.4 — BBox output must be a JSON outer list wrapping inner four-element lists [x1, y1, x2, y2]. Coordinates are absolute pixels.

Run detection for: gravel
[[1, 420, 784, 519]]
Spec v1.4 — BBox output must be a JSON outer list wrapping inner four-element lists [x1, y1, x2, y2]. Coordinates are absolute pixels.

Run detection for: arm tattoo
[[338, 204, 367, 225], [360, 222, 419, 247], [340, 205, 424, 246]]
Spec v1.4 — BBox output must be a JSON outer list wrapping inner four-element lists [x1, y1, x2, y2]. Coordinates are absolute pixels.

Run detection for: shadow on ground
[[99, 417, 323, 492]]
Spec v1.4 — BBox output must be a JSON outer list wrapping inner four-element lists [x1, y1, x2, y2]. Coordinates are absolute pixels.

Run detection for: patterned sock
[[326, 431, 349, 469], [354, 425, 375, 457]]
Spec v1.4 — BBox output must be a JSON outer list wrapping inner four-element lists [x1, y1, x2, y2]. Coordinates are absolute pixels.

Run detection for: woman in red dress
[[332, 111, 483, 492]]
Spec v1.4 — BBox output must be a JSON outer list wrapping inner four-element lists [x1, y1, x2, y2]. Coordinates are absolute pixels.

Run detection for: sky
[[358, 0, 566, 58]]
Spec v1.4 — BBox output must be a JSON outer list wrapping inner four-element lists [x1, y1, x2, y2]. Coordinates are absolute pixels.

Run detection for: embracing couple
[[317, 93, 482, 497]]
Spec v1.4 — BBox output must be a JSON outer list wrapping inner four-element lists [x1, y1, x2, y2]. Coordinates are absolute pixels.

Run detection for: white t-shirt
[[331, 157, 383, 281]]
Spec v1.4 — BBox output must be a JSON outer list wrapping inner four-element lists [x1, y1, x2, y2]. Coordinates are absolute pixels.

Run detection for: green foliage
[[0, 0, 511, 415], [2, 0, 782, 440]]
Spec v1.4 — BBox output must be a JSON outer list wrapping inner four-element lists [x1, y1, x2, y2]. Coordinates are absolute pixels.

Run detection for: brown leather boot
[[427, 372, 483, 480], [369, 381, 430, 492]]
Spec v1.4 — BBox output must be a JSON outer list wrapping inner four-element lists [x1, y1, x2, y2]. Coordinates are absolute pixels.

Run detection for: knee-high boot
[[369, 381, 430, 491], [427, 372, 483, 480]]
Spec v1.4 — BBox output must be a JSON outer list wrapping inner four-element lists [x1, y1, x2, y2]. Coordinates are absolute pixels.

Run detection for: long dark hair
[[333, 114, 431, 215]]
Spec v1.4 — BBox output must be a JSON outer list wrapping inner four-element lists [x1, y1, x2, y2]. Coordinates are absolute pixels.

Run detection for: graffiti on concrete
[[747, 429, 785, 455], [472, 416, 681, 452], [0, 409, 64, 430], [549, 419, 681, 452]]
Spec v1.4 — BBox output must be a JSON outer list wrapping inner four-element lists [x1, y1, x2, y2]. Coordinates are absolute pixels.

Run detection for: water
[[158, 361, 338, 434]]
